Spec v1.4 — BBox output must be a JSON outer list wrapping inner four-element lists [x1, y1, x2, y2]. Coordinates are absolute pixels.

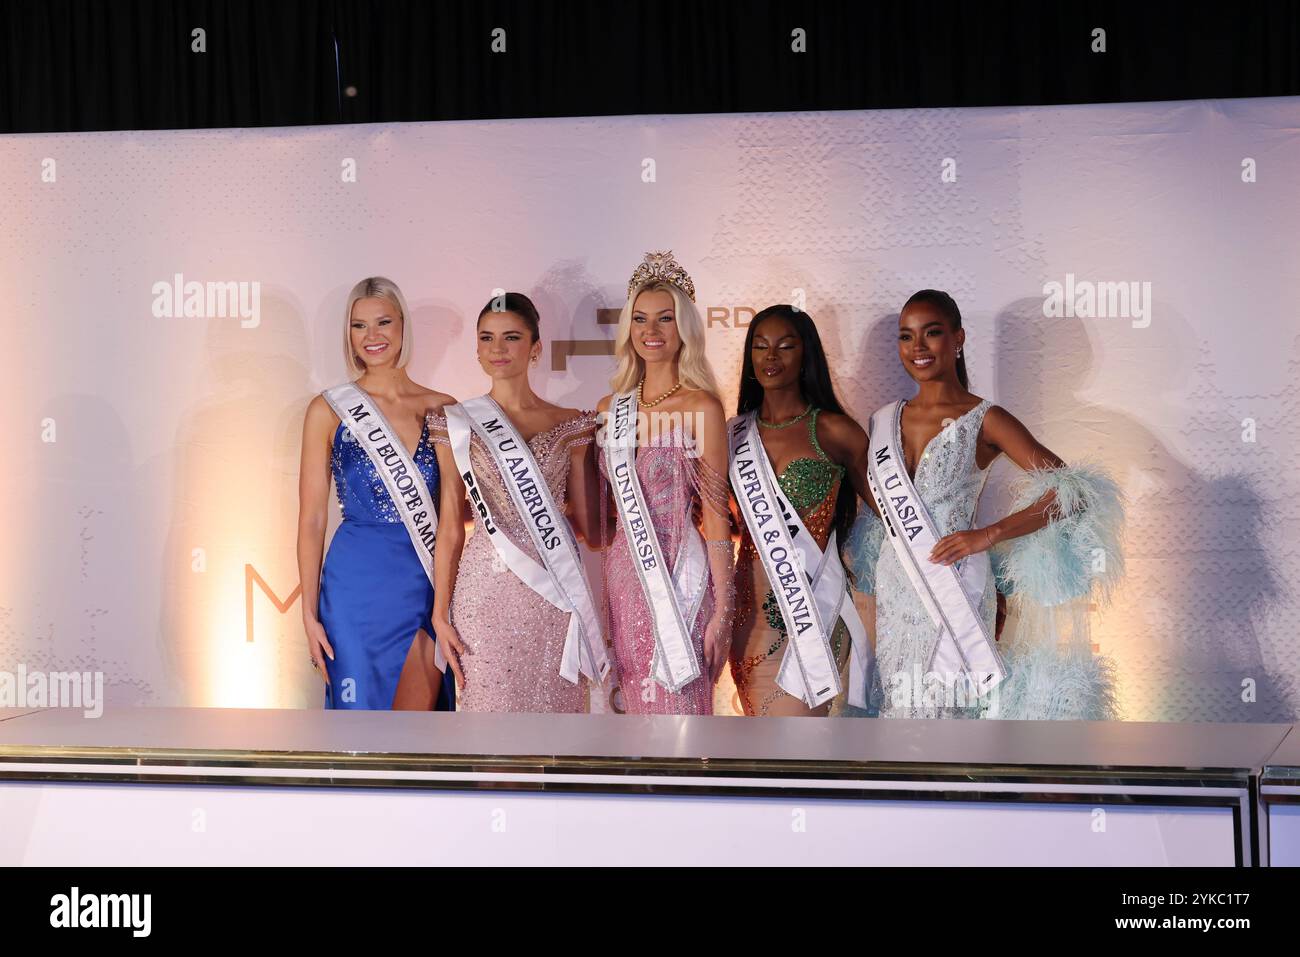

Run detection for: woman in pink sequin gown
[[594, 252, 736, 715], [429, 293, 602, 713]]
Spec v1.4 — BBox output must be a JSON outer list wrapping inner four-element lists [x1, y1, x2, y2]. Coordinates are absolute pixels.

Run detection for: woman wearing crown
[[593, 251, 736, 715]]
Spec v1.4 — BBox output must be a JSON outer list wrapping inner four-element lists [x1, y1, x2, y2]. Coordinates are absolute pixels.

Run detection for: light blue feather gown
[[845, 399, 1123, 720]]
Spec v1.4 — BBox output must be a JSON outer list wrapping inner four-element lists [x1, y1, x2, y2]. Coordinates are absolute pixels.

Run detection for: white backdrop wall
[[1, 97, 1297, 721]]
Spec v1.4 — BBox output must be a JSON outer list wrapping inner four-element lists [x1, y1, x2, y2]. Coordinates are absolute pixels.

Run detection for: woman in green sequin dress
[[729, 306, 873, 717]]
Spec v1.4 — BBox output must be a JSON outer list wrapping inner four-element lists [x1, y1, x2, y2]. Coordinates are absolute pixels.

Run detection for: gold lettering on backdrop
[[551, 339, 615, 371], [703, 306, 756, 329], [545, 307, 620, 372], [245, 564, 301, 642]]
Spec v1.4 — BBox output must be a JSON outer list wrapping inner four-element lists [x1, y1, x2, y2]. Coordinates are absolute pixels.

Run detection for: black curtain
[[3, 0, 1299, 133]]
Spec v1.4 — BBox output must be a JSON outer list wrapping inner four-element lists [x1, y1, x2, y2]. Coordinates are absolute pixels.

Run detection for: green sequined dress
[[729, 409, 850, 716]]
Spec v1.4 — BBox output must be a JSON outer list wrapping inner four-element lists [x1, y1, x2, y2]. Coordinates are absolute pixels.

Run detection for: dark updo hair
[[902, 289, 969, 390], [477, 291, 541, 342]]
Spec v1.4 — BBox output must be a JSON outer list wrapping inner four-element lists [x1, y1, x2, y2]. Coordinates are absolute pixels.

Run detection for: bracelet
[[705, 538, 734, 552]]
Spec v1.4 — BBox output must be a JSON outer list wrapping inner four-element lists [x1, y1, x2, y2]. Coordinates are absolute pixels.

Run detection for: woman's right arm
[[297, 396, 337, 680], [431, 435, 468, 690]]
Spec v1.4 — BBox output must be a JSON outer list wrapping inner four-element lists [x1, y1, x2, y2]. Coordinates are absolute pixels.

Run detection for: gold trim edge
[[0, 743, 1253, 788]]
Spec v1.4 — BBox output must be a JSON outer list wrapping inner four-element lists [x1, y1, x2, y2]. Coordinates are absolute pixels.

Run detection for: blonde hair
[[343, 276, 414, 377], [611, 281, 721, 398]]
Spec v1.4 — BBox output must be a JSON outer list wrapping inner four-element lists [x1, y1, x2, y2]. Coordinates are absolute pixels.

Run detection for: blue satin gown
[[318, 419, 453, 710]]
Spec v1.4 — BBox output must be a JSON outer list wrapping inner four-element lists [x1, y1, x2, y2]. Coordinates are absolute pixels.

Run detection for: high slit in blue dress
[[318, 418, 453, 710]]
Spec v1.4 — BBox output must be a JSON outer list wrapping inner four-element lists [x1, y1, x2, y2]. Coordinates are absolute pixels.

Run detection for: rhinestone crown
[[627, 249, 696, 302]]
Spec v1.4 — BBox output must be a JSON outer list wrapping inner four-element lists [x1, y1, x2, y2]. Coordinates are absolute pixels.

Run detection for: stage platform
[[1261, 722, 1300, 866], [0, 707, 1294, 866]]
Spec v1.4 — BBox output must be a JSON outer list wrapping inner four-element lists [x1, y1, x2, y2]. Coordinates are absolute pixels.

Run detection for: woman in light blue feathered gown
[[846, 290, 1123, 721]]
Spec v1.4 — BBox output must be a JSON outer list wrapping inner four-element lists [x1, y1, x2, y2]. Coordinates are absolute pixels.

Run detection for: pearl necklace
[[638, 378, 682, 408]]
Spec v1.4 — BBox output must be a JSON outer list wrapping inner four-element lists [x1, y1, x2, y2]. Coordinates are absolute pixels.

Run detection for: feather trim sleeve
[[992, 462, 1125, 607]]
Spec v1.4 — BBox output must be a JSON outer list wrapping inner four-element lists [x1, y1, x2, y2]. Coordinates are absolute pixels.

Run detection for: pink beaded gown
[[429, 408, 598, 713], [598, 421, 732, 714]]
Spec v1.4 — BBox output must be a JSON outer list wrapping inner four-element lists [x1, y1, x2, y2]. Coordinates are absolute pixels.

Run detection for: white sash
[[865, 401, 1007, 695], [445, 396, 610, 686], [603, 391, 706, 693], [322, 382, 446, 671], [729, 413, 863, 708]]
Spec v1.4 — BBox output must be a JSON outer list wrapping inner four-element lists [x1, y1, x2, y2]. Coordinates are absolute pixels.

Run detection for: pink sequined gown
[[429, 409, 597, 713], [598, 422, 731, 715]]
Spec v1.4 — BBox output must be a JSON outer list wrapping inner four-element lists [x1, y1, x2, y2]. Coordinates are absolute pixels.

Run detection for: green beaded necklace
[[757, 403, 813, 429]]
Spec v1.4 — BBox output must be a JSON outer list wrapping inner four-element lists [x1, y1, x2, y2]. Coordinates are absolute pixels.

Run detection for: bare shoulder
[[815, 409, 868, 456], [544, 404, 589, 431], [595, 393, 613, 414], [980, 404, 1034, 447], [982, 404, 1023, 433], [306, 393, 339, 426], [419, 389, 457, 415], [679, 388, 725, 418], [409, 380, 452, 400], [303, 394, 340, 447], [816, 409, 867, 442], [676, 391, 725, 451]]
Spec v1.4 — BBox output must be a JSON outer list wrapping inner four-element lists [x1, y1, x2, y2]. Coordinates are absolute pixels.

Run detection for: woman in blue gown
[[297, 277, 457, 710]]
